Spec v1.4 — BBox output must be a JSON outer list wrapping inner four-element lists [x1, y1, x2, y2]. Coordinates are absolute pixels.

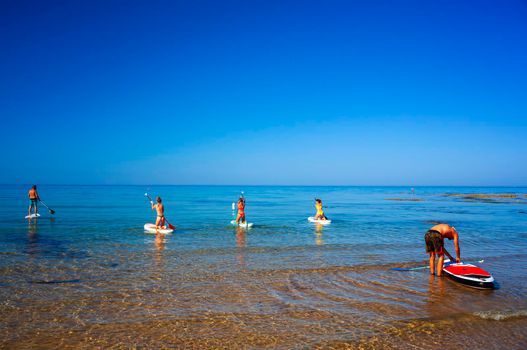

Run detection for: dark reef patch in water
[[385, 198, 423, 202], [444, 193, 527, 204]]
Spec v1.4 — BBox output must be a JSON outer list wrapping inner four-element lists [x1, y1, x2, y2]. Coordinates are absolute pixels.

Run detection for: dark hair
[[315, 198, 321, 203], [32, 185, 37, 190], [156, 196, 162, 203]]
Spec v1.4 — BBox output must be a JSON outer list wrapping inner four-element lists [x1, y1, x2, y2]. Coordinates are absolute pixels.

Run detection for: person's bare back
[[155, 203, 164, 217], [430, 223, 457, 241]]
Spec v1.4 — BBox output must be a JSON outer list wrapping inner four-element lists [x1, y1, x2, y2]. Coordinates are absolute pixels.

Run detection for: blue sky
[[1, 0, 526, 185]]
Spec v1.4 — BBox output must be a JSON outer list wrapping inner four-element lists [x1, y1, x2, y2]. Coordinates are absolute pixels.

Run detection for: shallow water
[[1, 185, 526, 349]]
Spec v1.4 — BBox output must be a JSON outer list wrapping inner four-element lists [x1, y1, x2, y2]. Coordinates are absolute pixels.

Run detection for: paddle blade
[[167, 222, 176, 230], [391, 265, 429, 272], [49, 209, 55, 215]]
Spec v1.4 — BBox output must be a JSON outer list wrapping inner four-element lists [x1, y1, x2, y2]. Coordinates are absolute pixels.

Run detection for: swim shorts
[[425, 229, 443, 254], [29, 199, 38, 207]]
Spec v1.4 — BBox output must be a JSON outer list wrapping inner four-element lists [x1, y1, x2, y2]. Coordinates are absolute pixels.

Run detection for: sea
[[1, 185, 526, 349]]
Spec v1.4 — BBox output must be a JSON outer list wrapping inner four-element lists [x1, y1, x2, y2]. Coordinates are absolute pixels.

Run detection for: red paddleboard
[[443, 261, 495, 289]]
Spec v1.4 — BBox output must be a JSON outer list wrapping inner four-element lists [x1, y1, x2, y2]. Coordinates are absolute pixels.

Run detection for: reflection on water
[[154, 232, 165, 253], [154, 232, 165, 270], [235, 226, 246, 268], [26, 220, 38, 257], [425, 273, 446, 318], [314, 223, 324, 246]]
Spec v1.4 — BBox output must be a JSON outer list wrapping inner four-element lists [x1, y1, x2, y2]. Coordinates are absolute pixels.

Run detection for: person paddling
[[425, 223, 461, 276], [28, 185, 40, 218], [235, 196, 246, 224], [150, 196, 166, 230], [314, 199, 328, 220]]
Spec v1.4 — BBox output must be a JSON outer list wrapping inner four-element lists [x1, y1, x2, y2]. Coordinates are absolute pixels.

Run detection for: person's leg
[[161, 217, 166, 229], [429, 252, 435, 275], [437, 253, 445, 276], [34, 201, 38, 215], [236, 213, 241, 224], [28, 203, 32, 217], [155, 216, 161, 230]]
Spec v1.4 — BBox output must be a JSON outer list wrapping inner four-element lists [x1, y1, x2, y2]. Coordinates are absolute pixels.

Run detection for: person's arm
[[36, 191, 40, 201], [151, 202, 156, 210], [453, 229, 461, 263]]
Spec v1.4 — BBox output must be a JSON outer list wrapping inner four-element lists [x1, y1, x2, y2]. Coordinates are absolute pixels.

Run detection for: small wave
[[29, 279, 81, 284], [473, 309, 527, 321]]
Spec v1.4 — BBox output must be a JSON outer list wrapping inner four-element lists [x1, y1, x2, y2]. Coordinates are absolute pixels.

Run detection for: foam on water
[[473, 309, 527, 321]]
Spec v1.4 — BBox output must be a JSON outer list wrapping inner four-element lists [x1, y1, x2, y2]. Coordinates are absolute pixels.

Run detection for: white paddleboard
[[230, 220, 253, 228], [308, 217, 332, 225], [144, 223, 174, 234], [25, 213, 41, 219]]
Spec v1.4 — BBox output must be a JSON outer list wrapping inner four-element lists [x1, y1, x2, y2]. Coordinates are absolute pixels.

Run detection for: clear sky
[[1, 0, 526, 185]]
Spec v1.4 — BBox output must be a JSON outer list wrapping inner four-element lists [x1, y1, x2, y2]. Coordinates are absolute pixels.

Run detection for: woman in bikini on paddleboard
[[151, 196, 166, 230], [235, 196, 246, 224], [314, 199, 328, 220]]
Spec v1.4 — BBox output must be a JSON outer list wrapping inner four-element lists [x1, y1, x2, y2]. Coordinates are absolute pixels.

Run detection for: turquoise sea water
[[1, 185, 526, 348]]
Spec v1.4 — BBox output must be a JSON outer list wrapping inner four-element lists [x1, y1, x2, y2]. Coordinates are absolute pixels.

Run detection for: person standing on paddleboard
[[28, 185, 40, 218], [314, 199, 328, 220], [150, 196, 166, 230], [236, 196, 246, 224], [425, 223, 461, 276]]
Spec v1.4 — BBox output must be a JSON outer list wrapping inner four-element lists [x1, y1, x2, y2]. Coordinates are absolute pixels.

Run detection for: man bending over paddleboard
[[425, 223, 461, 276], [314, 199, 328, 220], [236, 196, 246, 224], [151, 196, 166, 230], [28, 185, 40, 218]]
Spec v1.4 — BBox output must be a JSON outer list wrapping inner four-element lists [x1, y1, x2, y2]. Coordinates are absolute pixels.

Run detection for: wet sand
[[2, 254, 526, 349]]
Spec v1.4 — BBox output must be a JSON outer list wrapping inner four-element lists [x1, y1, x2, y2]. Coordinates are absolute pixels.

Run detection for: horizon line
[[2, 184, 527, 187]]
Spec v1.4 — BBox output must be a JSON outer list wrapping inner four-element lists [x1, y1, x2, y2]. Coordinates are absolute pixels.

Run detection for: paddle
[[39, 200, 55, 215], [391, 265, 430, 272], [144, 193, 175, 230], [442, 248, 456, 262], [391, 257, 485, 271]]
